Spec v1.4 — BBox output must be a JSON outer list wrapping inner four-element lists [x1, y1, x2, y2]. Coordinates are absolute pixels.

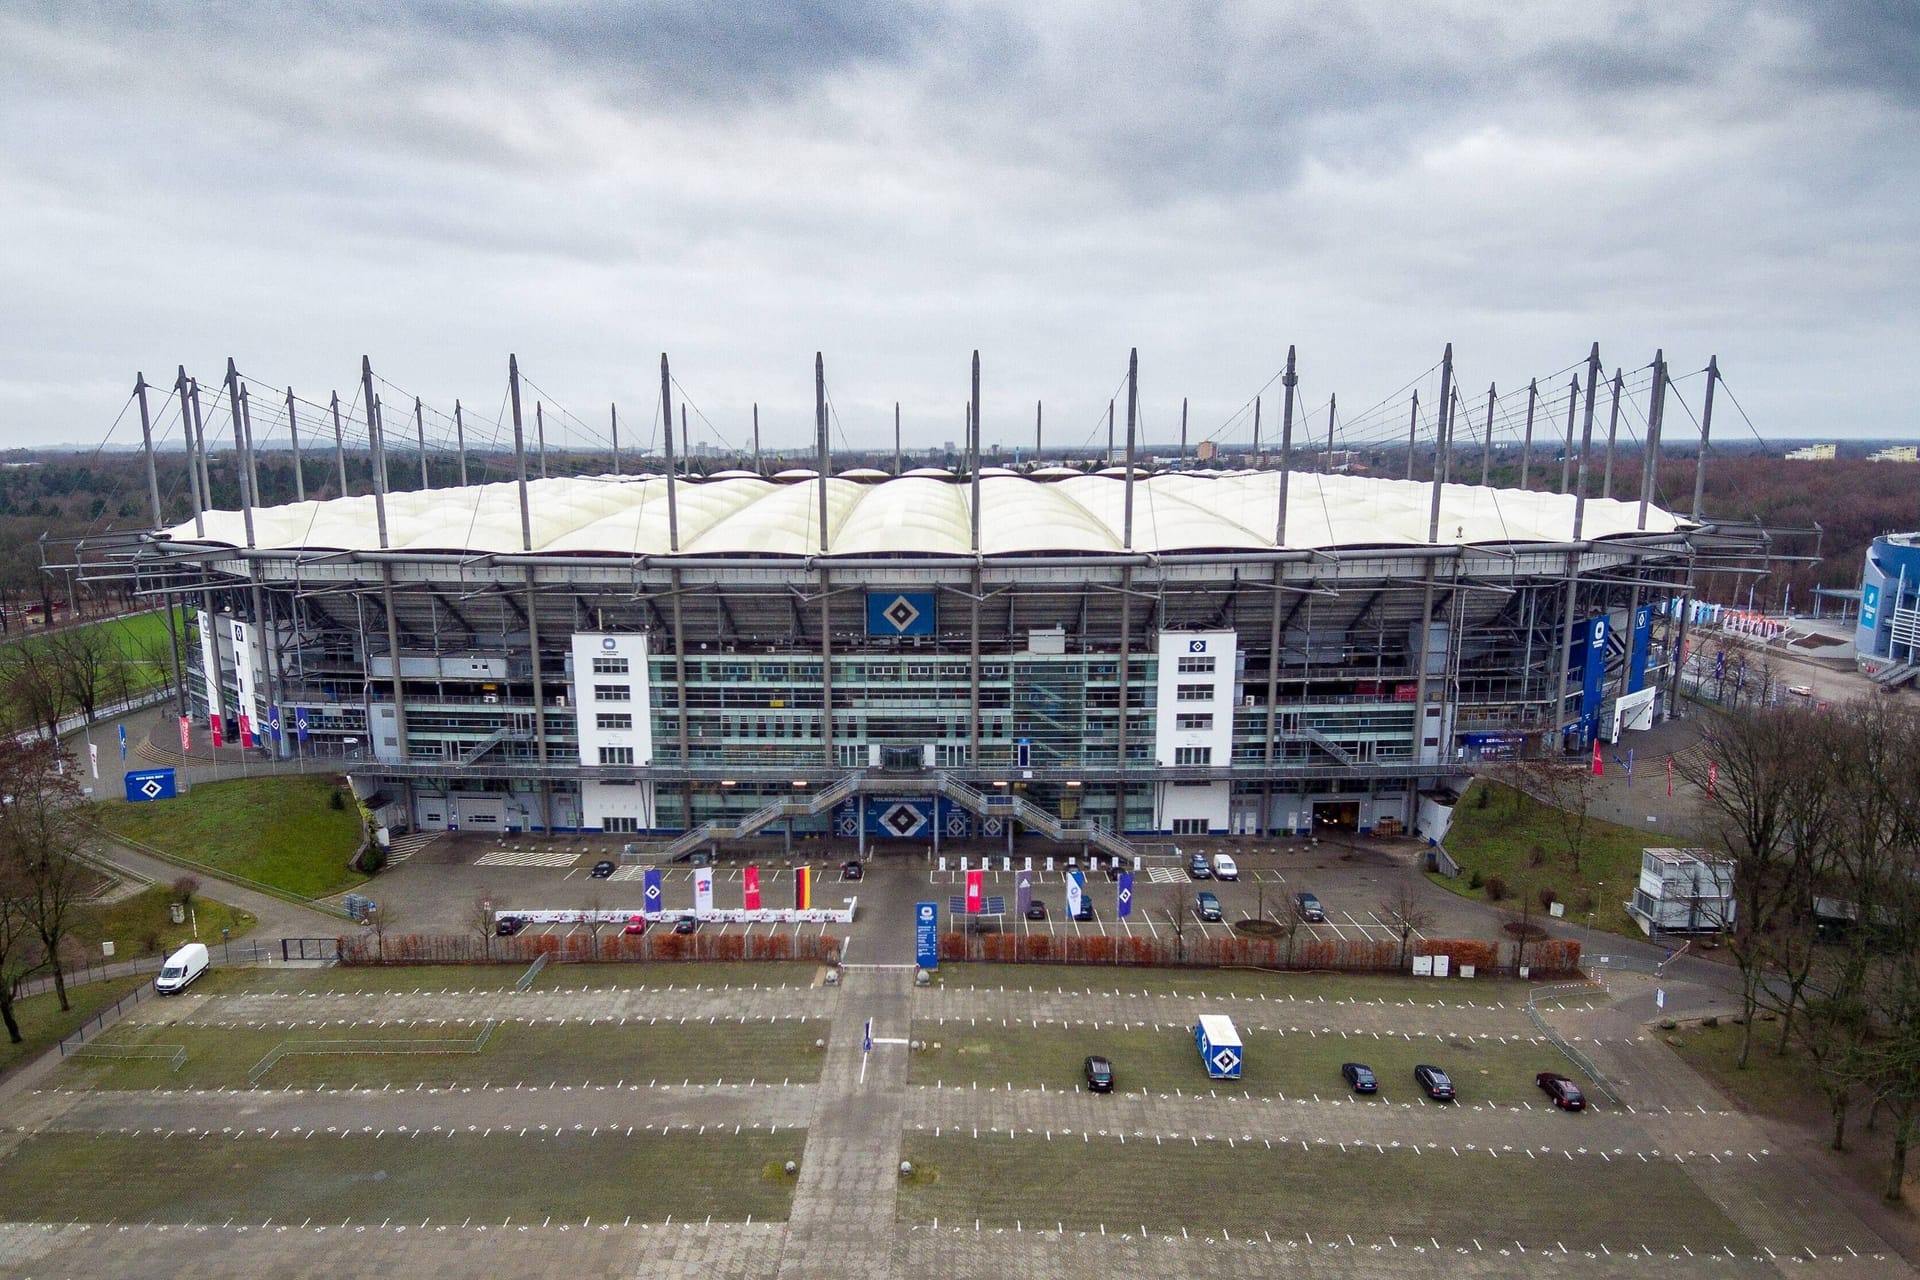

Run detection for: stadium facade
[[94, 351, 1711, 854]]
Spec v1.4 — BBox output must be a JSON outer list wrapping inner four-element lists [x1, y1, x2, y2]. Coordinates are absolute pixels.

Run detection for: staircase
[[1289, 724, 1357, 766], [1870, 661, 1917, 688], [459, 724, 530, 766], [642, 770, 1138, 861]]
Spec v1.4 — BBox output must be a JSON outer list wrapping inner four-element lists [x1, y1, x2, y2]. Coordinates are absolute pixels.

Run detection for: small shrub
[[1484, 874, 1509, 902], [329, 789, 347, 810], [1701, 1015, 1719, 1029], [1468, 870, 1485, 890], [170, 875, 200, 906], [1474, 785, 1491, 810], [1537, 887, 1558, 910], [1572, 891, 1595, 915], [1527, 843, 1547, 868], [139, 929, 162, 956]]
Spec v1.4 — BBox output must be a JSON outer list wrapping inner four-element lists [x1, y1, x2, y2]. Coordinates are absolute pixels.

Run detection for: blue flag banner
[[1117, 870, 1134, 918], [267, 705, 283, 742], [295, 707, 310, 742], [118, 723, 128, 761], [643, 868, 663, 915]]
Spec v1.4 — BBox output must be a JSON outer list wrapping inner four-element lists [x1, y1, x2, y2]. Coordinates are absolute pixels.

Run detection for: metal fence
[[56, 983, 151, 1058], [280, 937, 342, 962], [247, 1018, 501, 1088], [1526, 979, 1622, 1106]]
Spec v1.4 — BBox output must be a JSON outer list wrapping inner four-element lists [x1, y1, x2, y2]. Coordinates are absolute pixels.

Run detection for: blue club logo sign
[[1210, 1046, 1240, 1075]]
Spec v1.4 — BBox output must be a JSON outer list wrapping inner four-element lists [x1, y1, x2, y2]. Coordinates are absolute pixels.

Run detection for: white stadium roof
[[162, 470, 1692, 558]]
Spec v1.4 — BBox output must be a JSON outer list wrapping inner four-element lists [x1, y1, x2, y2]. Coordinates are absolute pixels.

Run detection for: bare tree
[[1158, 882, 1190, 962], [0, 738, 90, 1010], [1377, 881, 1437, 973], [1501, 755, 1603, 875], [472, 890, 501, 957], [0, 642, 66, 739], [363, 900, 398, 962], [0, 856, 47, 1043], [49, 625, 115, 724]]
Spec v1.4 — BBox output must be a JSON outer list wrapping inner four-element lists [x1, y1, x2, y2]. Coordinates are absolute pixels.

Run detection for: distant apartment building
[[1868, 445, 1918, 463], [1784, 443, 1837, 461]]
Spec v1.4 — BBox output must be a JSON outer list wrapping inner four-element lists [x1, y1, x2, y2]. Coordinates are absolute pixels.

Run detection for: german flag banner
[[795, 865, 812, 910]]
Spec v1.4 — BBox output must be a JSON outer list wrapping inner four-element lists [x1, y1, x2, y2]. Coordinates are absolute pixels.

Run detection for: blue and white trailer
[[1194, 1013, 1242, 1079]]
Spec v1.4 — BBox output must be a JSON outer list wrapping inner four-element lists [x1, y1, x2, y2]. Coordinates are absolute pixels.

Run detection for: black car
[[1083, 1055, 1114, 1093], [1294, 892, 1325, 922], [1414, 1064, 1456, 1100], [1187, 852, 1212, 879], [590, 860, 617, 879], [1025, 899, 1048, 920], [494, 915, 523, 937], [841, 859, 863, 880], [1341, 1062, 1377, 1094], [1537, 1071, 1586, 1110], [1073, 900, 1094, 922], [673, 916, 698, 935]]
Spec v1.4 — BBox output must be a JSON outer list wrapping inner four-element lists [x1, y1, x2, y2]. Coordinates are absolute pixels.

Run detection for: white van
[[1212, 854, 1239, 881], [154, 942, 208, 994]]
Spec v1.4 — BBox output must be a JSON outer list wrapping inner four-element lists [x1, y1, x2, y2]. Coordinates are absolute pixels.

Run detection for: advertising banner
[[124, 768, 178, 802], [965, 868, 984, 914], [1015, 869, 1032, 916], [1117, 870, 1134, 918], [1628, 604, 1653, 692], [195, 609, 222, 718], [694, 867, 714, 914], [179, 716, 192, 752], [915, 901, 939, 969], [642, 868, 663, 916], [743, 865, 762, 911], [795, 866, 811, 910], [1065, 869, 1085, 917]]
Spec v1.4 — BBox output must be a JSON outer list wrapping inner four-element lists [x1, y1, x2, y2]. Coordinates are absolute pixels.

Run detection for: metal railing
[[1525, 979, 1622, 1106], [56, 983, 151, 1058], [247, 1018, 501, 1088], [68, 1041, 188, 1072]]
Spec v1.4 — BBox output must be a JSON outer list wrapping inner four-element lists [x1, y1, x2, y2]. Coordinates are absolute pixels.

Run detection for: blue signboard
[[643, 868, 663, 914], [1627, 605, 1653, 692], [124, 768, 177, 803], [915, 901, 940, 970], [838, 795, 969, 840], [1117, 871, 1134, 918], [1580, 616, 1608, 742], [866, 591, 936, 637], [1861, 582, 1880, 630]]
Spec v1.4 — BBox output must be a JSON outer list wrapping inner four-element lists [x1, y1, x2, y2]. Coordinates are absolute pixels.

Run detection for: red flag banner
[[179, 716, 192, 752], [1666, 756, 1673, 798], [1707, 761, 1718, 797], [743, 865, 761, 911], [794, 865, 811, 910], [965, 868, 985, 915], [238, 714, 254, 748], [210, 715, 224, 748], [1591, 739, 1603, 777]]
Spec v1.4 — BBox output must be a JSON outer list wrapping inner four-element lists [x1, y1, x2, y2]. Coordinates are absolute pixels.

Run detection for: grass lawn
[[910, 1023, 1577, 1105], [0, 976, 149, 1080], [1663, 1016, 1829, 1126], [897, 1134, 1755, 1251], [93, 774, 366, 899], [1435, 779, 1651, 937], [62, 1017, 830, 1091], [929, 962, 1536, 1009], [0, 1131, 803, 1224], [67, 885, 257, 961]]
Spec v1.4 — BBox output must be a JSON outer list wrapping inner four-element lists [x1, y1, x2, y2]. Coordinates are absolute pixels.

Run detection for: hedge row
[[936, 931, 1581, 977], [338, 931, 841, 966]]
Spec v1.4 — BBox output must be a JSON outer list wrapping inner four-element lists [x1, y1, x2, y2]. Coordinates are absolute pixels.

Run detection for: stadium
[[92, 350, 1714, 856]]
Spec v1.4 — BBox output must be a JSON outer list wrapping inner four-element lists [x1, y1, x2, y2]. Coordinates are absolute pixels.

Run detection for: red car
[[1537, 1071, 1586, 1110], [624, 914, 648, 935]]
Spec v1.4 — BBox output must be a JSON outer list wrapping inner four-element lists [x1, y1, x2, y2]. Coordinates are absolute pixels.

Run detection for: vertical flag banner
[[1015, 869, 1033, 917], [118, 724, 128, 761], [795, 865, 811, 910], [268, 705, 282, 743], [1117, 870, 1134, 918], [965, 867, 984, 914], [179, 716, 192, 752], [295, 707, 310, 742], [89, 743, 100, 779], [642, 867, 663, 916], [1666, 756, 1674, 798], [1707, 761, 1718, 797], [238, 713, 254, 748], [1591, 739, 1603, 776], [210, 715, 224, 748], [694, 868, 714, 914], [743, 865, 762, 911], [1065, 869, 1085, 918], [1626, 747, 1634, 788]]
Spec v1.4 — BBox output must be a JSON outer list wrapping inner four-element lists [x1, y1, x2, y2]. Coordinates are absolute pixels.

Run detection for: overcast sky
[[3, 1, 1916, 461]]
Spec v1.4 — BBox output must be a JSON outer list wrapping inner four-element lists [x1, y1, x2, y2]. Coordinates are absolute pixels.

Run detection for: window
[[592, 656, 629, 675], [1177, 655, 1216, 674], [1174, 746, 1213, 766], [1176, 683, 1213, 703], [598, 745, 634, 765], [603, 815, 642, 833], [597, 713, 633, 731], [594, 684, 632, 702], [1171, 818, 1209, 834], [1175, 713, 1214, 731]]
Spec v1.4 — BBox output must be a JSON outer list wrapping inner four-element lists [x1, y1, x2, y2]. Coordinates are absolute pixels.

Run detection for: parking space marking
[[475, 850, 583, 868]]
